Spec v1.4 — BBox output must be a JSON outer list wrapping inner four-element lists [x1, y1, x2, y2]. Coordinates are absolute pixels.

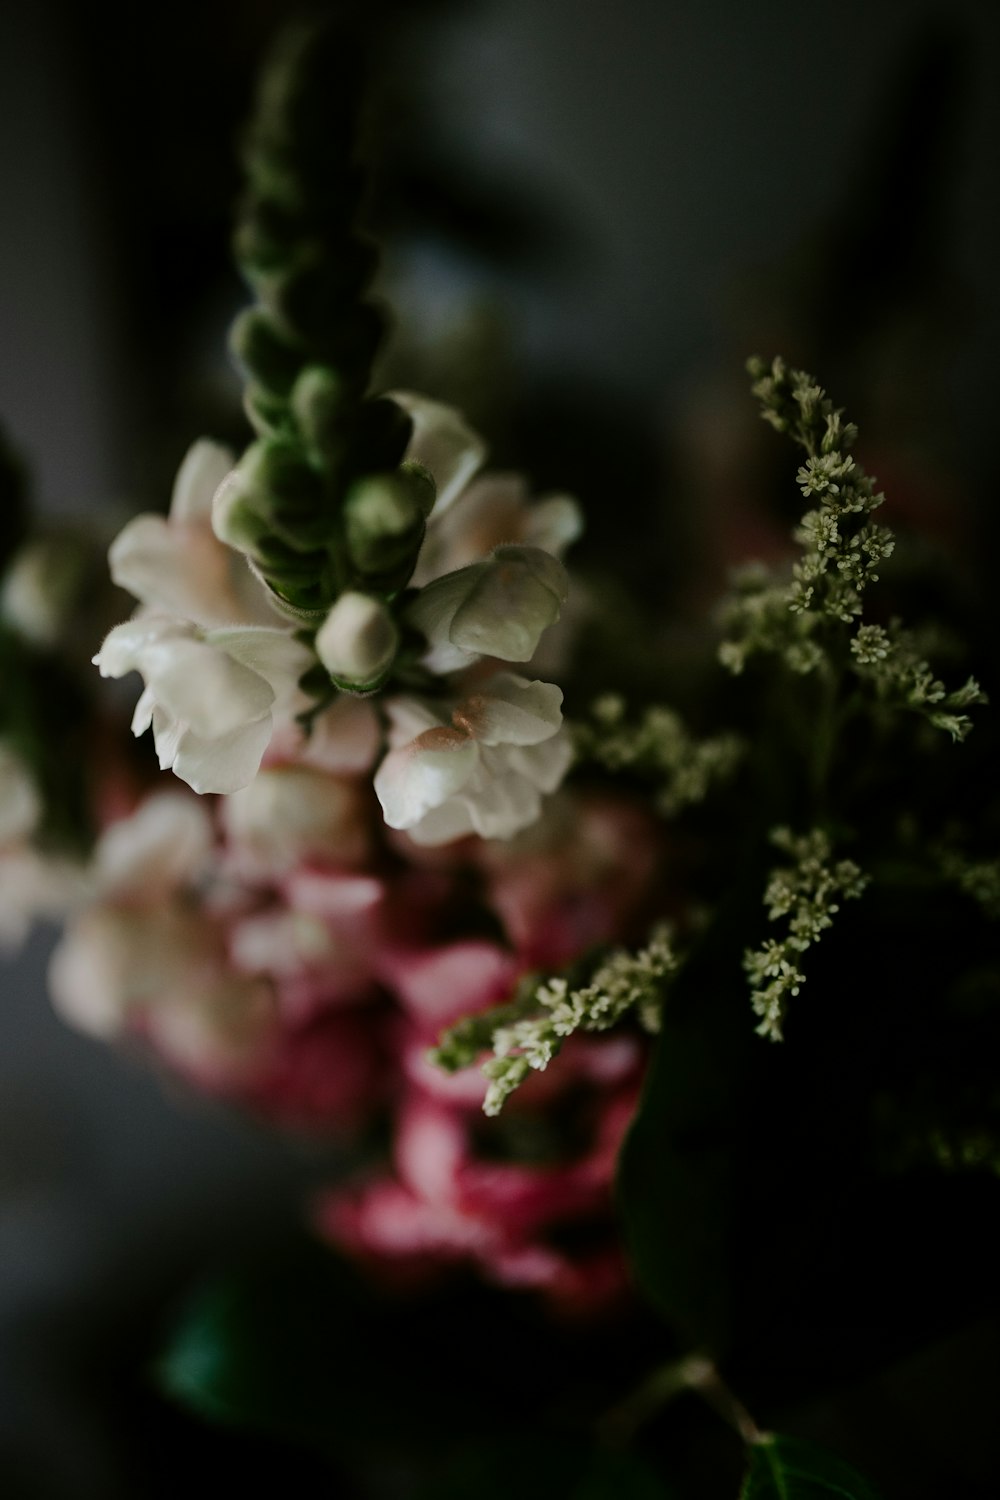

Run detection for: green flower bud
[[291, 365, 356, 463], [230, 308, 306, 398], [343, 472, 425, 580]]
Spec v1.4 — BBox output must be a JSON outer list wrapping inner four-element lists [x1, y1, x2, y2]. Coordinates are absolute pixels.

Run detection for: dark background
[[2, 1, 999, 1493]]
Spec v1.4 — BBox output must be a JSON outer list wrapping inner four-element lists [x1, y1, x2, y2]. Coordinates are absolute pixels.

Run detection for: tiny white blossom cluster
[[718, 359, 986, 743], [744, 827, 868, 1042], [431, 924, 677, 1116], [573, 694, 743, 816], [94, 396, 581, 844]]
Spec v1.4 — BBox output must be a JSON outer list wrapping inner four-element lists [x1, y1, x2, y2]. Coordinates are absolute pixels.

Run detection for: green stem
[[599, 1355, 761, 1447]]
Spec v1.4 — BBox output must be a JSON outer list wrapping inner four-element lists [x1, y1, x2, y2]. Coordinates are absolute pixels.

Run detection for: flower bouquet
[[2, 16, 999, 1499]]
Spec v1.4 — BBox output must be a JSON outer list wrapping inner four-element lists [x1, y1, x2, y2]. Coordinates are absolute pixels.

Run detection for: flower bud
[[316, 591, 398, 690], [343, 473, 426, 580]]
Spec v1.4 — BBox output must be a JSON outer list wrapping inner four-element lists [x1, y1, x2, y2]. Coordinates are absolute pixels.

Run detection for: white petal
[[131, 685, 155, 737], [0, 743, 41, 845], [403, 798, 478, 846], [462, 755, 543, 840], [96, 792, 214, 897], [108, 514, 238, 627], [94, 616, 194, 678], [503, 728, 575, 792], [405, 562, 485, 674], [169, 716, 275, 795], [454, 673, 564, 747], [48, 911, 134, 1039], [374, 731, 479, 829], [144, 638, 275, 738], [390, 391, 487, 516], [205, 627, 312, 714], [170, 439, 235, 524], [382, 695, 449, 750], [299, 696, 381, 774], [524, 494, 584, 557], [151, 705, 184, 769], [449, 545, 567, 662]]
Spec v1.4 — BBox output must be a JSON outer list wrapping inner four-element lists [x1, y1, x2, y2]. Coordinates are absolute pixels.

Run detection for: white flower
[[108, 440, 277, 628], [374, 672, 573, 845], [221, 764, 370, 872], [94, 615, 313, 794], [99, 441, 314, 794], [0, 741, 41, 846], [93, 790, 214, 900], [390, 391, 487, 517], [406, 544, 569, 675], [412, 471, 582, 587]]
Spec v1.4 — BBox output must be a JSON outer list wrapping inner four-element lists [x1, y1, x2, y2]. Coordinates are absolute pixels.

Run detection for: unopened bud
[[315, 591, 398, 689]]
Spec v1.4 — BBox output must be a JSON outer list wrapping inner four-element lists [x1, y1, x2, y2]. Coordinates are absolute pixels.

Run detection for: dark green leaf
[[740, 1435, 883, 1500]]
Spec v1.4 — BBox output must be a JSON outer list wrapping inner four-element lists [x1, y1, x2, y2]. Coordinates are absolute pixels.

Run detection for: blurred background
[[2, 0, 1000, 1492]]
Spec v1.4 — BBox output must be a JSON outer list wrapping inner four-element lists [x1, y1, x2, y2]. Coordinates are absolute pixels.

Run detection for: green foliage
[[572, 694, 744, 816], [720, 358, 985, 740], [740, 1435, 883, 1500], [744, 828, 868, 1041], [226, 20, 423, 630], [431, 925, 678, 1115]]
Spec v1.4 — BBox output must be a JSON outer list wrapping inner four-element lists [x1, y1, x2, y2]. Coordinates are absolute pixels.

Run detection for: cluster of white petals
[[49, 792, 274, 1072], [374, 673, 572, 845], [369, 396, 580, 842], [95, 442, 312, 795], [96, 394, 579, 842]]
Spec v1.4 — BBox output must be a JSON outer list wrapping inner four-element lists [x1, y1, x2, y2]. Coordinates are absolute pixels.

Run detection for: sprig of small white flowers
[[719, 358, 986, 740], [938, 846, 1000, 919], [850, 623, 984, 742], [431, 924, 678, 1115], [744, 827, 868, 1042], [572, 694, 744, 816]]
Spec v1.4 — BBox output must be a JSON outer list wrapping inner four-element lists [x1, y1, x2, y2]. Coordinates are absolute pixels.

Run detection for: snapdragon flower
[[95, 616, 312, 795], [406, 543, 569, 675], [96, 442, 313, 794], [374, 673, 572, 844]]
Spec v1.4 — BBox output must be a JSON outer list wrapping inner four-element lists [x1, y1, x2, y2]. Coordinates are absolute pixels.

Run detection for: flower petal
[[405, 562, 486, 674], [454, 673, 564, 747], [109, 514, 238, 627], [144, 638, 275, 738], [96, 792, 214, 897], [374, 731, 479, 829], [449, 545, 567, 662], [170, 439, 235, 524], [524, 494, 584, 557], [169, 716, 275, 795], [94, 615, 194, 679], [206, 627, 312, 714], [390, 391, 487, 516]]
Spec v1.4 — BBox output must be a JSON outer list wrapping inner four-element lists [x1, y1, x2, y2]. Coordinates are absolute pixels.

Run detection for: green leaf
[[740, 1435, 884, 1500]]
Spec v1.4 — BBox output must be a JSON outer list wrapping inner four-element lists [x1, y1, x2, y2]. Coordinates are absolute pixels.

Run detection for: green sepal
[[243, 382, 294, 439], [230, 307, 307, 398]]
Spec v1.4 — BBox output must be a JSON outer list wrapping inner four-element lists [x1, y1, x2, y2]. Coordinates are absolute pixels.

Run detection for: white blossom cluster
[[573, 694, 743, 816], [94, 396, 581, 844], [744, 827, 868, 1042], [431, 925, 677, 1116], [718, 359, 985, 743]]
